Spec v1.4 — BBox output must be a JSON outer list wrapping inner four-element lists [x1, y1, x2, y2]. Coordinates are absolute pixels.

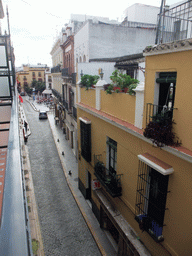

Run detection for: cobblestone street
[[23, 100, 101, 256]]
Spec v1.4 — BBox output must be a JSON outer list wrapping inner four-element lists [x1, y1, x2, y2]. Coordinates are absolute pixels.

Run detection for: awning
[[42, 89, 52, 94]]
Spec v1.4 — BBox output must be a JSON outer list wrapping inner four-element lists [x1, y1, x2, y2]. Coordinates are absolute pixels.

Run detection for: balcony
[[52, 89, 63, 103], [61, 69, 76, 85], [156, 1, 192, 44], [143, 103, 180, 147], [62, 68, 68, 77], [94, 155, 122, 198], [51, 65, 61, 73]]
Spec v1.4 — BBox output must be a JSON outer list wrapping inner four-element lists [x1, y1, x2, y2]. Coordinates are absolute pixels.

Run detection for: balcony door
[[156, 72, 176, 118], [107, 138, 117, 175]]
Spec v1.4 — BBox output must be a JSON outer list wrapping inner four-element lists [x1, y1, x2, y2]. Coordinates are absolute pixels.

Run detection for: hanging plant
[[80, 74, 99, 90], [143, 112, 181, 148]]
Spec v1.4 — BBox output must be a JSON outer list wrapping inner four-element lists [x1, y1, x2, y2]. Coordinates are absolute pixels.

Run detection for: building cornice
[[77, 103, 192, 163]]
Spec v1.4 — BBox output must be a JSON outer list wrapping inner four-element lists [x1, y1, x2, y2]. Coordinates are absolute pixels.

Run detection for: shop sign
[[92, 179, 101, 190]]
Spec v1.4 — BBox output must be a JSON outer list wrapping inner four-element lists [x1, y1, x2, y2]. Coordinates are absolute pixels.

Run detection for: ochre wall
[[144, 50, 192, 151], [78, 106, 192, 256], [80, 88, 95, 108], [100, 90, 135, 124]]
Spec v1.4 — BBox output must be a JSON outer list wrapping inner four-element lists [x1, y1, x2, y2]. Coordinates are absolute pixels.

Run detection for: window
[[80, 118, 91, 162], [107, 138, 117, 175], [38, 72, 41, 77], [135, 153, 172, 242], [32, 72, 35, 77]]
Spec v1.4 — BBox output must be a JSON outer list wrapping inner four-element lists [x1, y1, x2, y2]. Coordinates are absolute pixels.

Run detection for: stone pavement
[[25, 97, 116, 256]]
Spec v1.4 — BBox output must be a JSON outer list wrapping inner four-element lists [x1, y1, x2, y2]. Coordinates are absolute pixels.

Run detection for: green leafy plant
[[80, 74, 99, 90], [143, 110, 181, 148], [106, 70, 139, 94]]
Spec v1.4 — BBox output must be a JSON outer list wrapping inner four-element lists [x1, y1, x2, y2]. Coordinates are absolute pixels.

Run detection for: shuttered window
[[80, 118, 91, 162], [135, 154, 172, 242]]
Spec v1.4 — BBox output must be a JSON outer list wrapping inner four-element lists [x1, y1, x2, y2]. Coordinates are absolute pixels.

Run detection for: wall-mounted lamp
[[99, 68, 104, 80]]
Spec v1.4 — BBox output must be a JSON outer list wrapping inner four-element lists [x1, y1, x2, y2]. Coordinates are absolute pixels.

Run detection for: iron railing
[[156, 1, 192, 44], [146, 103, 175, 126], [51, 65, 61, 73], [52, 89, 63, 103], [61, 68, 68, 77], [94, 155, 122, 198]]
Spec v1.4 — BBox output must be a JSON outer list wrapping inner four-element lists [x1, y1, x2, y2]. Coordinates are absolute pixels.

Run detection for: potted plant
[[80, 74, 99, 90], [105, 70, 139, 95]]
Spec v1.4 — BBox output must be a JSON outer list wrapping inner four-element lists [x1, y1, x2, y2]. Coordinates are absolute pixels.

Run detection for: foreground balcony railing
[[94, 155, 122, 197]]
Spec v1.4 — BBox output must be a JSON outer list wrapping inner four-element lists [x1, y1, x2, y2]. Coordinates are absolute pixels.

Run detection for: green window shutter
[[80, 121, 91, 162], [156, 72, 177, 84]]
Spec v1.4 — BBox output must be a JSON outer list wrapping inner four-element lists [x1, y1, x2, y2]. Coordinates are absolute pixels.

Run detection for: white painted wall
[[74, 21, 89, 71], [77, 62, 116, 84], [74, 20, 156, 67], [89, 22, 155, 59], [124, 3, 160, 24]]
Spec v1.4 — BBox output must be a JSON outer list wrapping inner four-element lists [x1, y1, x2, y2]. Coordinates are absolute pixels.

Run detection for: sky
[[1, 0, 179, 67]]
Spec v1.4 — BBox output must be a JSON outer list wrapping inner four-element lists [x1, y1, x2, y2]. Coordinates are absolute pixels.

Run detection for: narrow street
[[23, 99, 101, 256]]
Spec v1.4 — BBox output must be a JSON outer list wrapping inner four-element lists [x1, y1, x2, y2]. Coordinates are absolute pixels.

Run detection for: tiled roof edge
[[143, 38, 192, 56]]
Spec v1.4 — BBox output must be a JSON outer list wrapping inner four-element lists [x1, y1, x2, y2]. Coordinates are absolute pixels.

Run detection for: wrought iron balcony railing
[[51, 65, 61, 73], [156, 1, 192, 44], [143, 103, 180, 148], [61, 68, 68, 77], [52, 89, 63, 103], [94, 155, 122, 198], [145, 103, 174, 125]]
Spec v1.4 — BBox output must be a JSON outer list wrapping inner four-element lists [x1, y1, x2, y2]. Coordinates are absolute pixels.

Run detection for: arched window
[[79, 56, 82, 63], [83, 55, 86, 62]]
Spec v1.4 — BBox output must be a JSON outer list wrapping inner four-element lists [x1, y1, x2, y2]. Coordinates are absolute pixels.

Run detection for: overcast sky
[[1, 0, 178, 67]]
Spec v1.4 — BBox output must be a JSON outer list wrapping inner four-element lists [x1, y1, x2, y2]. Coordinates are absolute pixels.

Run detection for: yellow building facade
[[16, 64, 47, 93], [77, 40, 192, 256]]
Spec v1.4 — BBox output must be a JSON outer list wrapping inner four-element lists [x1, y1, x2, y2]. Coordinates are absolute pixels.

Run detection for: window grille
[[135, 160, 169, 242]]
